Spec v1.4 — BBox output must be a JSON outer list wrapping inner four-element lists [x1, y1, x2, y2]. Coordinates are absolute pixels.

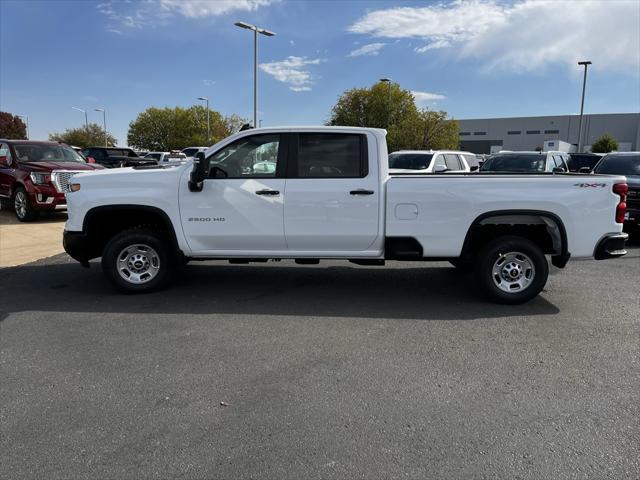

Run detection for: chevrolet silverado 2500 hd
[[63, 127, 629, 304]]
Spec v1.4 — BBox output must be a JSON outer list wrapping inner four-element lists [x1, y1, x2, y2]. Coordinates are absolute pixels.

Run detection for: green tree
[[327, 81, 458, 152], [590, 133, 619, 153], [0, 112, 27, 139], [49, 123, 117, 148], [127, 105, 245, 151]]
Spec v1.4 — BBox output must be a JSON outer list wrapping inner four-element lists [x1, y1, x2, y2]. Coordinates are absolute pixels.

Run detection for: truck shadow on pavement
[[0, 256, 560, 321]]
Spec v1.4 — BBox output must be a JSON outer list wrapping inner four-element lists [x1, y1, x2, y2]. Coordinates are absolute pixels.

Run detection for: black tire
[[449, 259, 474, 272], [101, 229, 173, 293], [475, 235, 548, 304], [13, 187, 39, 222]]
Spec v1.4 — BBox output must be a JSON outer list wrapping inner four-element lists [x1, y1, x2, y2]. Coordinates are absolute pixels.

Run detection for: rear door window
[[444, 154, 462, 171], [433, 155, 447, 171], [294, 133, 367, 178]]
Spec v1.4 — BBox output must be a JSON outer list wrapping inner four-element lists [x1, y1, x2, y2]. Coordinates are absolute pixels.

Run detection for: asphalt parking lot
[[1, 241, 639, 479]]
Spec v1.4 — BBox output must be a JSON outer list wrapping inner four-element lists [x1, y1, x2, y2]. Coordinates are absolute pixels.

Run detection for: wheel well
[[83, 206, 180, 259], [460, 212, 567, 262]]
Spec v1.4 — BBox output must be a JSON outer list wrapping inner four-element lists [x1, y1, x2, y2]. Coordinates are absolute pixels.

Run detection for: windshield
[[14, 144, 86, 163], [481, 153, 546, 172], [389, 153, 434, 170], [594, 154, 640, 176]]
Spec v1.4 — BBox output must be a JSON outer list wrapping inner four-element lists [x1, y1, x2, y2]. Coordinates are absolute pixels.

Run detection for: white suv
[[481, 151, 570, 173], [388, 150, 479, 174]]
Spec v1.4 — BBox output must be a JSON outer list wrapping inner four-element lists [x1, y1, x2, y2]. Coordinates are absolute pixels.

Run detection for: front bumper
[[63, 230, 94, 265], [29, 185, 67, 211], [594, 232, 629, 260]]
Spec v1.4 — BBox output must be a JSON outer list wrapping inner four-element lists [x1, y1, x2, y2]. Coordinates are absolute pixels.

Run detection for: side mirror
[[579, 167, 592, 174], [433, 165, 448, 173], [188, 152, 208, 192], [470, 165, 479, 172], [86, 156, 96, 164], [552, 167, 566, 173], [0, 155, 7, 166]]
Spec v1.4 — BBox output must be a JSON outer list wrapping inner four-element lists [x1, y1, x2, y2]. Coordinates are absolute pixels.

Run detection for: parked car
[[81, 147, 157, 168], [63, 126, 628, 304], [567, 152, 603, 172], [181, 146, 208, 160], [144, 151, 188, 164], [388, 150, 478, 174], [591, 152, 639, 231], [0, 140, 105, 221], [480, 151, 569, 173]]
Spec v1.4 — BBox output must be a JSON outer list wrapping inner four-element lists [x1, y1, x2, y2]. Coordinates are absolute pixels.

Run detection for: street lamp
[[380, 78, 392, 128], [577, 60, 592, 152], [17, 115, 29, 139], [197, 96, 210, 144], [95, 108, 107, 146], [72, 107, 88, 130], [234, 21, 276, 129]]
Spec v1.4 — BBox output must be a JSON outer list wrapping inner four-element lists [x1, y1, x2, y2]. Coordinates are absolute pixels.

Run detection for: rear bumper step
[[594, 232, 629, 260]]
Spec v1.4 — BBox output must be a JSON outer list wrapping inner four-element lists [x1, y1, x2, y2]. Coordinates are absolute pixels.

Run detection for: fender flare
[[460, 209, 570, 268]]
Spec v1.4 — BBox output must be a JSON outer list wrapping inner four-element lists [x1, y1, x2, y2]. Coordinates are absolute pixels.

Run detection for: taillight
[[613, 183, 628, 224]]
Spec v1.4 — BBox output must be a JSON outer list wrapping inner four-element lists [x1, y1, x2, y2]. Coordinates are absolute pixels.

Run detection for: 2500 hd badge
[[187, 217, 226, 222]]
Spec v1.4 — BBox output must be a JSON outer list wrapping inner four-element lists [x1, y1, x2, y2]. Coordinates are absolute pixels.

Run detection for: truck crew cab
[[63, 127, 628, 304]]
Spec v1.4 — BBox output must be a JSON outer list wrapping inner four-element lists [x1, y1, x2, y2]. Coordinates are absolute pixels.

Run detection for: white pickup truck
[[63, 127, 629, 304]]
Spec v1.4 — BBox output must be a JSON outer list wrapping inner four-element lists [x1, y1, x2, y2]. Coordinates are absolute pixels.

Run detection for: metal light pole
[[95, 108, 107, 146], [380, 78, 392, 129], [577, 61, 592, 152], [234, 21, 275, 129], [17, 115, 29, 139], [72, 107, 88, 130], [197, 96, 210, 144]]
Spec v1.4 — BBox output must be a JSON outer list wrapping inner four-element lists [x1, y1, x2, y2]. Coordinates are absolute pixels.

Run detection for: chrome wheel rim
[[14, 191, 27, 219], [492, 251, 535, 293], [117, 244, 160, 284]]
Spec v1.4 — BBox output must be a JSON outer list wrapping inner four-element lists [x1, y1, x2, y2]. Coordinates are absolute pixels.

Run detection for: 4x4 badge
[[573, 183, 606, 188]]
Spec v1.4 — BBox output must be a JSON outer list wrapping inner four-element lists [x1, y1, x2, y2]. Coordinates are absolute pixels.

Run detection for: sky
[[1, 0, 639, 146]]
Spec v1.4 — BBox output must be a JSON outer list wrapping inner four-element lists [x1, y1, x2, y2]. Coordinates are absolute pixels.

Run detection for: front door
[[284, 132, 380, 252], [179, 133, 287, 254]]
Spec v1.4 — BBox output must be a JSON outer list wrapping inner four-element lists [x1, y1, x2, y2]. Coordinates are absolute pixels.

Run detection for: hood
[[20, 161, 103, 172], [73, 161, 191, 182]]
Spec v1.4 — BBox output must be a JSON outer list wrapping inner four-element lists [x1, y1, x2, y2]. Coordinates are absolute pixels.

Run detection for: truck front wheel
[[102, 229, 173, 293], [475, 236, 548, 304]]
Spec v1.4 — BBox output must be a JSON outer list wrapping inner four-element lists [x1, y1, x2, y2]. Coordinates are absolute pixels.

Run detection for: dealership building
[[458, 112, 640, 154]]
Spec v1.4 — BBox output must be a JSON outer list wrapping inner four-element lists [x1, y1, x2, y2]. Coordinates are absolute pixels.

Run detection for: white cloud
[[98, 0, 277, 32], [259, 56, 323, 92], [158, 0, 276, 18], [348, 0, 640, 73], [411, 91, 446, 107], [348, 42, 386, 57], [202, 79, 216, 87]]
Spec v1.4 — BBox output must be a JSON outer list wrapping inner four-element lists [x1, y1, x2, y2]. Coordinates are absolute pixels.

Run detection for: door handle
[[255, 189, 280, 196], [349, 189, 375, 195]]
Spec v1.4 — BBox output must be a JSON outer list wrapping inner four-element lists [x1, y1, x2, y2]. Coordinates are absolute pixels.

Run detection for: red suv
[[0, 140, 104, 221]]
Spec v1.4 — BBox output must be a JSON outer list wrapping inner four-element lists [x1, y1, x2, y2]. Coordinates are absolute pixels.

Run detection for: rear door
[[283, 132, 380, 252]]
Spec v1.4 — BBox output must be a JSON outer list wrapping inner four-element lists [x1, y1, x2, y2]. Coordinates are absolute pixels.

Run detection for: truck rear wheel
[[102, 229, 173, 293], [475, 236, 548, 304]]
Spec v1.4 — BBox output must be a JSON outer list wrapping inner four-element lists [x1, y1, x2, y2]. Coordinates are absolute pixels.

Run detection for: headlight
[[69, 183, 81, 192], [29, 172, 51, 184]]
